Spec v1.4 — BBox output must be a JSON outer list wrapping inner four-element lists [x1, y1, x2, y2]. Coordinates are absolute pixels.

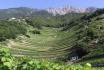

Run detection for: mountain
[[0, 6, 97, 18], [0, 7, 52, 19], [46, 6, 97, 15]]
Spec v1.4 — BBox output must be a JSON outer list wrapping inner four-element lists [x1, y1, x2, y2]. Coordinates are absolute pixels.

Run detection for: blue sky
[[0, 0, 104, 9]]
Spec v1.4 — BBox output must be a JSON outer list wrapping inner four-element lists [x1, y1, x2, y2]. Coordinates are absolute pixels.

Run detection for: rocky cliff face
[[46, 6, 97, 15]]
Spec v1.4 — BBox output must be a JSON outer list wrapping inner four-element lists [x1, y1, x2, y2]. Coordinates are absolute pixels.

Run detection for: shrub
[[0, 48, 92, 70], [0, 20, 27, 41], [31, 30, 40, 34]]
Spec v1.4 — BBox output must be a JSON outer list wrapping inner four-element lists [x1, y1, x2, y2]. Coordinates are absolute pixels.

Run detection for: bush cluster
[[0, 20, 27, 41], [0, 48, 92, 70]]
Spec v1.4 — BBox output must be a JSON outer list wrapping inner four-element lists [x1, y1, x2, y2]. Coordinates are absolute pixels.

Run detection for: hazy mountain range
[[0, 7, 52, 19], [0, 6, 97, 18]]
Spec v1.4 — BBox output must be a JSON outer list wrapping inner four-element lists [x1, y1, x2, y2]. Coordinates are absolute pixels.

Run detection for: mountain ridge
[[46, 6, 97, 15], [0, 6, 97, 18]]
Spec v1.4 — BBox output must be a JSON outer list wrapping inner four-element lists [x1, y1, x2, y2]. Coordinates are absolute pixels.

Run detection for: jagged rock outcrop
[[46, 6, 97, 15]]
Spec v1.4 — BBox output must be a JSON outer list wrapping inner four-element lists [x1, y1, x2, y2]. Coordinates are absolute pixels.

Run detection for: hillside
[[0, 8, 104, 68], [0, 18, 74, 59], [62, 8, 104, 66], [0, 7, 52, 19]]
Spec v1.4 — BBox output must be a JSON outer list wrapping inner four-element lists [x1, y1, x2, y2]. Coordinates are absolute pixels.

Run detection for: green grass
[[0, 26, 72, 59]]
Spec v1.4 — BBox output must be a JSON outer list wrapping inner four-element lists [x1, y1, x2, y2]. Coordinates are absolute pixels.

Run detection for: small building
[[70, 55, 79, 61], [11, 17, 16, 20], [69, 45, 88, 61], [8, 17, 16, 21]]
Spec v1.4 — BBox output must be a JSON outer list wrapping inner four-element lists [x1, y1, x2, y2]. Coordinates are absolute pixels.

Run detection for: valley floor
[[0, 27, 71, 59]]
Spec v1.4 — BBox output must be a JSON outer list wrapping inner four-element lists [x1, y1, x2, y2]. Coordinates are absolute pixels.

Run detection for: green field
[[0, 26, 73, 59]]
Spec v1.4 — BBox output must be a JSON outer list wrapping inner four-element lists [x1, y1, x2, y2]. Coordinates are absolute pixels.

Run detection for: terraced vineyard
[[1, 27, 73, 59]]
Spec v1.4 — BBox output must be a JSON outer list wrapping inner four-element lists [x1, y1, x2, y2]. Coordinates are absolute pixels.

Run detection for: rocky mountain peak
[[46, 5, 96, 15]]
